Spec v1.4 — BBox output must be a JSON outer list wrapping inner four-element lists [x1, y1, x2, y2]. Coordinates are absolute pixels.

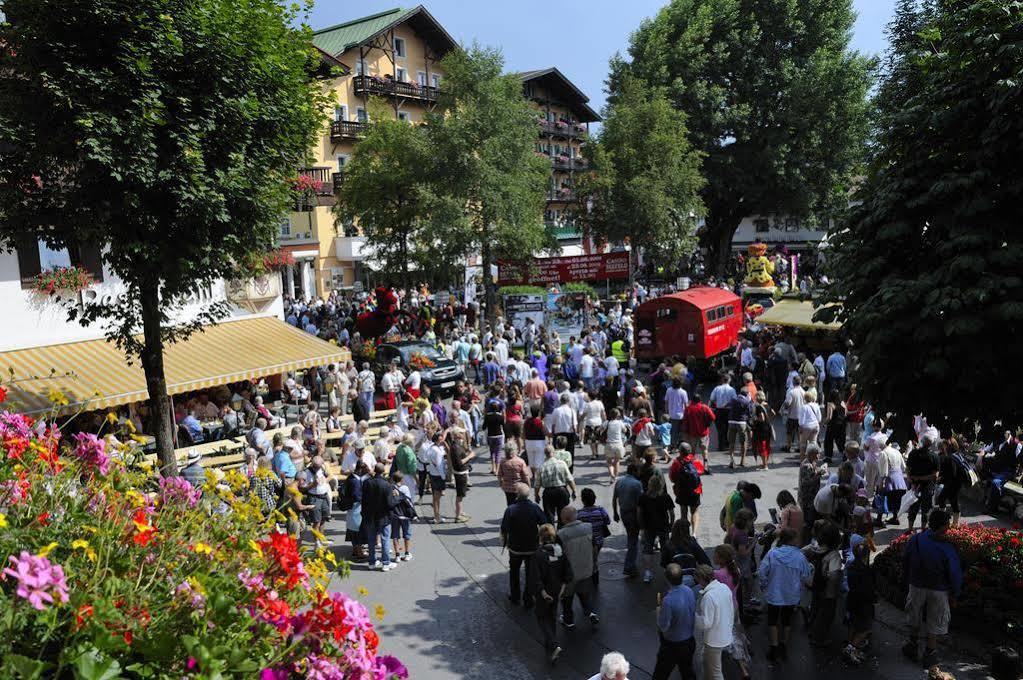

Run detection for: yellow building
[[281, 6, 457, 299], [518, 68, 600, 249]]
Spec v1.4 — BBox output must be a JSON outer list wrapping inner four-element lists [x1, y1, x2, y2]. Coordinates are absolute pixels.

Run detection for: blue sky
[[309, 1, 894, 114]]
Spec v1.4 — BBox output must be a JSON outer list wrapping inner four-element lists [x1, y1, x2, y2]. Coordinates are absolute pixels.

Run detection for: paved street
[[325, 435, 996, 680]]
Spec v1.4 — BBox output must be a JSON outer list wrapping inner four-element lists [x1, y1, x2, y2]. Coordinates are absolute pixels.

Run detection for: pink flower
[[306, 655, 346, 680], [238, 569, 264, 591], [375, 655, 408, 679], [259, 668, 289, 680], [159, 476, 201, 508], [2, 551, 69, 610], [72, 432, 110, 475]]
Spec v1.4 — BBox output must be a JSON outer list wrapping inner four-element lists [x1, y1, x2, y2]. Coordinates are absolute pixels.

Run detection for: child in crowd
[[843, 536, 876, 665], [655, 414, 672, 462]]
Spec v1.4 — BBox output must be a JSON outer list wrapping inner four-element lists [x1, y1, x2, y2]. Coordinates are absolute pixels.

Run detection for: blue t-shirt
[[273, 450, 297, 479]]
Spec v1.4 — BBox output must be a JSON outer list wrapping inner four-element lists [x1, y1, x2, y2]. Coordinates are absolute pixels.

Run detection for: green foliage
[[0, 0, 327, 467], [497, 285, 547, 296], [818, 0, 1023, 428], [424, 43, 552, 324], [497, 282, 597, 299], [561, 282, 598, 299], [579, 75, 703, 270], [614, 0, 874, 274]]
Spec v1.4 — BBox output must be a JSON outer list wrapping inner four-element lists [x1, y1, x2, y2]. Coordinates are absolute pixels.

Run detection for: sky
[[309, 0, 895, 115]]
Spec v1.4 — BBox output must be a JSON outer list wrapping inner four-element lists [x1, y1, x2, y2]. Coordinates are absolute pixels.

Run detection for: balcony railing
[[547, 188, 576, 201], [298, 167, 335, 196], [538, 120, 586, 139], [353, 75, 439, 103], [545, 220, 582, 240], [332, 172, 344, 194], [330, 120, 368, 141], [552, 156, 571, 170], [571, 158, 589, 171]]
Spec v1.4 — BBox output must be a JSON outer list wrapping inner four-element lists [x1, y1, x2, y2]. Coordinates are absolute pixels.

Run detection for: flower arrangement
[[262, 249, 295, 272], [408, 352, 435, 371], [33, 266, 93, 295], [290, 174, 323, 196], [0, 391, 405, 679], [354, 340, 376, 361], [874, 523, 1023, 640]]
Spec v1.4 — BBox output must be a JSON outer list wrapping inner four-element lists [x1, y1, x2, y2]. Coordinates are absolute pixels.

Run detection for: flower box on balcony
[[34, 266, 93, 295]]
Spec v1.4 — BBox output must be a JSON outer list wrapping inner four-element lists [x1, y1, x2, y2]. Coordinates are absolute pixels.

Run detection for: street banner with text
[[496, 252, 630, 286]]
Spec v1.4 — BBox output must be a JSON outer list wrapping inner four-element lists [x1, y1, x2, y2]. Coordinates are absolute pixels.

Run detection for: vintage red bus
[[634, 288, 743, 361]]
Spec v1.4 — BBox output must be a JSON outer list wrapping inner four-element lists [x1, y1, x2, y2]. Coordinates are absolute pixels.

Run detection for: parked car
[[373, 341, 464, 395]]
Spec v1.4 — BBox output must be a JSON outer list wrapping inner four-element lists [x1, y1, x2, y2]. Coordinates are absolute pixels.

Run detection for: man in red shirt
[[682, 394, 716, 471]]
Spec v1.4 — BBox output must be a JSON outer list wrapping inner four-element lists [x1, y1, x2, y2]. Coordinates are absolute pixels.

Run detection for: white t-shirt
[[605, 419, 627, 445], [784, 386, 805, 419], [799, 402, 822, 429], [579, 354, 595, 378], [358, 370, 375, 394], [583, 400, 605, 427], [405, 371, 422, 390], [603, 355, 620, 378]]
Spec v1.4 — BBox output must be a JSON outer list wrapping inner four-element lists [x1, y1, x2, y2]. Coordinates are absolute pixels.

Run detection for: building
[[281, 6, 457, 299], [730, 214, 828, 253], [518, 68, 600, 253]]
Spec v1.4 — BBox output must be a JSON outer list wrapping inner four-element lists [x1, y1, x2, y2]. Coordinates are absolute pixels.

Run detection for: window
[[333, 105, 348, 122], [356, 107, 368, 123], [655, 308, 677, 321], [706, 308, 717, 321], [784, 217, 800, 232], [336, 154, 349, 171], [417, 71, 427, 86], [393, 37, 406, 58], [431, 74, 441, 88], [395, 67, 407, 83], [754, 218, 770, 233], [16, 237, 104, 288], [356, 59, 367, 76], [726, 306, 734, 316], [397, 111, 410, 122], [279, 217, 291, 238]]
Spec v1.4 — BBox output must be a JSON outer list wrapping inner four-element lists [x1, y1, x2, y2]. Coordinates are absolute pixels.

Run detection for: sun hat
[[186, 450, 201, 465]]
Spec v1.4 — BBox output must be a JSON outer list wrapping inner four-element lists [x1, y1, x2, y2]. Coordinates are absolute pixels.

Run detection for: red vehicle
[[634, 287, 743, 361]]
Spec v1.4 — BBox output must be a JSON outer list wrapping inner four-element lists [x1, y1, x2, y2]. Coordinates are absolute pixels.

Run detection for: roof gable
[[312, 5, 457, 59], [518, 67, 600, 122]]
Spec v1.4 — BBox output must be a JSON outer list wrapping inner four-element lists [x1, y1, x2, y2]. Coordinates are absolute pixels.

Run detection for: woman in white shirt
[[582, 393, 606, 461], [798, 392, 822, 460], [604, 408, 628, 483]]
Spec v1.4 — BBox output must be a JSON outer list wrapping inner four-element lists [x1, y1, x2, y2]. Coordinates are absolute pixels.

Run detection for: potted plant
[[262, 249, 295, 272], [33, 266, 93, 295]]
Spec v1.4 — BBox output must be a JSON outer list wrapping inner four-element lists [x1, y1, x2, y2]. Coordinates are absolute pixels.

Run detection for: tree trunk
[[138, 279, 176, 475], [704, 213, 742, 279], [480, 221, 495, 335]]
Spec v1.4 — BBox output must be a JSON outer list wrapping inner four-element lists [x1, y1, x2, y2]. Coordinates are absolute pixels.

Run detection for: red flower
[[36, 511, 50, 526], [1011, 537, 1021, 547], [131, 509, 157, 546], [257, 532, 307, 589], [74, 604, 94, 630], [0, 386, 6, 403]]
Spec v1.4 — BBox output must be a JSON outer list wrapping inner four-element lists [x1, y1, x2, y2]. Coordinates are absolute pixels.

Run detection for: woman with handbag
[[576, 487, 612, 586]]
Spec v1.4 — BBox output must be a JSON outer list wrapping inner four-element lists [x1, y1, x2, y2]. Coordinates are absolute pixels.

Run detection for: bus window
[[706, 308, 717, 321], [656, 308, 677, 320], [726, 306, 734, 316]]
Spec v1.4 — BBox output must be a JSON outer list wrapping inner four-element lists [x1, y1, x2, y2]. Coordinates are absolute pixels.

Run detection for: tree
[[578, 75, 704, 277], [614, 0, 874, 275], [336, 103, 464, 292], [425, 43, 551, 329], [0, 0, 327, 471], [817, 0, 1023, 430]]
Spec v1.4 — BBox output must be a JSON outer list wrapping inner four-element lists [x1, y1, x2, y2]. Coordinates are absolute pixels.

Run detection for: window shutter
[[15, 235, 42, 287]]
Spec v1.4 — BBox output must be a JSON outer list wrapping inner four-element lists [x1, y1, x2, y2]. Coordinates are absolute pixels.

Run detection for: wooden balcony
[[299, 167, 335, 196], [538, 119, 586, 139], [332, 172, 344, 194], [547, 188, 575, 202], [330, 120, 368, 141], [552, 156, 571, 171], [353, 75, 439, 103], [571, 158, 589, 171]]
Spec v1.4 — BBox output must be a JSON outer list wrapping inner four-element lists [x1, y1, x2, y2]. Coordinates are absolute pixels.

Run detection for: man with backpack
[[668, 443, 704, 534]]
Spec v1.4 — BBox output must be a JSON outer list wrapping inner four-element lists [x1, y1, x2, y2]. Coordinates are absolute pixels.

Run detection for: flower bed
[[874, 524, 1023, 641], [0, 400, 405, 678]]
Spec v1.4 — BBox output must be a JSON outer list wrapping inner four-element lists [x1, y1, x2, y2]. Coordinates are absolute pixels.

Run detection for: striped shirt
[[536, 458, 573, 491]]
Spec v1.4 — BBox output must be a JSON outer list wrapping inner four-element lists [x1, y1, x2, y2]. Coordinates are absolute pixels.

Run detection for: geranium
[[159, 475, 201, 508], [257, 532, 308, 589], [375, 655, 409, 679], [262, 249, 295, 271], [2, 551, 69, 610], [130, 509, 157, 546], [33, 265, 93, 295], [72, 432, 110, 475]]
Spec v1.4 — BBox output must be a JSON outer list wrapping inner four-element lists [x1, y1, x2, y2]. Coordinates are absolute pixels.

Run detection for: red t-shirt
[[682, 403, 716, 436]]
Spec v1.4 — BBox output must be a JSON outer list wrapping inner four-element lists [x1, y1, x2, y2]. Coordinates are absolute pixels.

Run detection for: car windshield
[[397, 345, 443, 362]]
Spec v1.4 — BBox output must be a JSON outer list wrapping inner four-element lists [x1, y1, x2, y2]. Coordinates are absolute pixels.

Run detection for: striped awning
[[757, 300, 842, 332], [0, 316, 350, 414]]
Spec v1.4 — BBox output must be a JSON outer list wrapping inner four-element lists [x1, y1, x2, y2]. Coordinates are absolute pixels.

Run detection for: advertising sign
[[545, 293, 588, 344], [496, 252, 630, 286], [503, 294, 545, 336]]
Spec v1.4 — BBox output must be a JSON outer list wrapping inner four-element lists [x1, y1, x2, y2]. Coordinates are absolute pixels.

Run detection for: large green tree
[[614, 0, 873, 275], [425, 44, 551, 329], [336, 104, 464, 292], [578, 75, 703, 277], [0, 0, 327, 470], [818, 0, 1023, 429]]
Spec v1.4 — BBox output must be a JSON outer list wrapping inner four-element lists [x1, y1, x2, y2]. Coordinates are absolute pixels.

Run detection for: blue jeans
[[622, 509, 640, 575], [367, 521, 392, 565], [359, 391, 374, 415]]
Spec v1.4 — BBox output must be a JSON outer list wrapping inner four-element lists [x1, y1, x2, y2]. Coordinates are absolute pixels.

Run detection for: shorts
[[687, 434, 709, 458], [641, 529, 667, 554], [306, 494, 331, 525], [525, 439, 546, 468], [488, 434, 505, 461], [504, 420, 523, 440], [453, 472, 469, 499], [584, 425, 596, 444], [429, 475, 447, 493], [767, 604, 794, 627], [728, 422, 749, 447], [676, 493, 701, 510], [605, 443, 625, 463], [906, 585, 951, 636], [390, 517, 412, 540]]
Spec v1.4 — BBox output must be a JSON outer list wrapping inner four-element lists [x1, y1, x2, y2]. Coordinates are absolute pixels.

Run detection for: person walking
[[798, 392, 822, 460], [604, 408, 628, 483], [423, 431, 448, 523], [682, 394, 716, 471], [906, 440, 940, 531], [361, 463, 398, 572], [665, 379, 689, 452], [708, 374, 736, 452], [530, 523, 573, 664], [500, 483, 547, 607], [577, 487, 612, 586], [484, 400, 506, 476], [725, 388, 754, 468], [758, 527, 813, 661], [535, 444, 576, 524], [613, 463, 644, 578], [668, 443, 704, 535], [936, 438, 966, 527], [638, 475, 676, 584], [557, 506, 600, 630], [498, 444, 532, 505], [588, 652, 631, 680], [694, 565, 734, 680], [653, 563, 697, 680], [822, 390, 847, 463], [902, 509, 963, 668], [551, 393, 580, 471]]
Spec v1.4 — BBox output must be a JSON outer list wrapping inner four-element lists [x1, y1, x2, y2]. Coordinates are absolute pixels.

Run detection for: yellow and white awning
[[757, 300, 843, 332], [0, 316, 350, 414]]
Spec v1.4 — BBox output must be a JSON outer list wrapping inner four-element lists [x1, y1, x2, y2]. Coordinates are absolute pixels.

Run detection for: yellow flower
[[130, 434, 147, 444], [72, 539, 96, 562], [38, 542, 59, 558], [192, 542, 213, 556], [106, 412, 118, 424], [317, 548, 337, 566], [374, 604, 386, 621], [126, 489, 147, 507], [83, 525, 98, 534], [249, 540, 263, 556], [357, 586, 368, 597], [310, 527, 326, 543], [0, 513, 7, 529], [125, 420, 137, 434], [46, 387, 69, 406]]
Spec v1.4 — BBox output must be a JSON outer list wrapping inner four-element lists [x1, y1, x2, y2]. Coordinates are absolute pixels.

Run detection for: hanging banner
[[503, 295, 545, 335], [496, 252, 630, 286], [545, 293, 588, 343]]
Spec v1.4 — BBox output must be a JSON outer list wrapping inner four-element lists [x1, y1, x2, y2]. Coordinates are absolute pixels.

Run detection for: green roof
[[312, 7, 417, 56]]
